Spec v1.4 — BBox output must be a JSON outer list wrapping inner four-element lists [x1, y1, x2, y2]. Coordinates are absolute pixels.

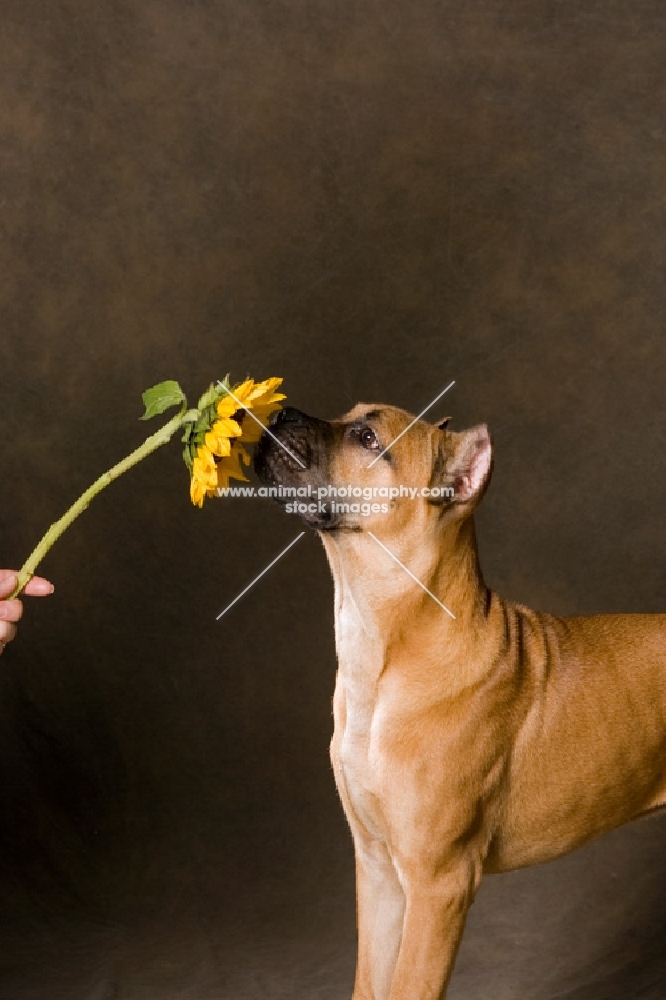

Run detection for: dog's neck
[[319, 516, 492, 689]]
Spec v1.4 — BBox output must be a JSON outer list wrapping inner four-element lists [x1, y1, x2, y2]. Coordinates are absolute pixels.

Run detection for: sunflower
[[183, 376, 285, 507]]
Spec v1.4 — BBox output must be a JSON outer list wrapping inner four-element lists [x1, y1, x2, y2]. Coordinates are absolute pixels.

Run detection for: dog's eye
[[359, 427, 379, 450]]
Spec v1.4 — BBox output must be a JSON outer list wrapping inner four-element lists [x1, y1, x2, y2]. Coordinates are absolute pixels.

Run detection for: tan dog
[[254, 403, 666, 1000]]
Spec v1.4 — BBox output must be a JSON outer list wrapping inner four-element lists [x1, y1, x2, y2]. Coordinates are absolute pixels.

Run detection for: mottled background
[[1, 1, 666, 997]]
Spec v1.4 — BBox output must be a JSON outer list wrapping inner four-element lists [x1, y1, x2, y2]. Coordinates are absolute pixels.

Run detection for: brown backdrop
[[1, 2, 666, 997]]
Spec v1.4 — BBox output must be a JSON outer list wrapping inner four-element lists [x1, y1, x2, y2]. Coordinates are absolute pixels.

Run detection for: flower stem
[[10, 407, 200, 599]]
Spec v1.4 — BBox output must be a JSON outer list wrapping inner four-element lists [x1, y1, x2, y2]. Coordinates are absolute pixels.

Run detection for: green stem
[[10, 407, 200, 599]]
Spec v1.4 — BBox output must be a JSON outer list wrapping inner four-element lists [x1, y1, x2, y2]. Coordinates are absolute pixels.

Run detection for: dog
[[254, 402, 666, 999]]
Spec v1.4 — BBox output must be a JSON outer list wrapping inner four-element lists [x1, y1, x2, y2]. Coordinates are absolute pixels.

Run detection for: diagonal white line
[[216, 381, 307, 469], [366, 531, 456, 619], [366, 380, 456, 468], [216, 531, 306, 620]]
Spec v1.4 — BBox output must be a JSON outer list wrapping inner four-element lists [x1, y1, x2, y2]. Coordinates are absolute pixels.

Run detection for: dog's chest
[[333, 676, 387, 838]]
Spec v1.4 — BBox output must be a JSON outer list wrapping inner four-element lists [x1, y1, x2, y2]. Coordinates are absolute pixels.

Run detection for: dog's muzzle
[[254, 407, 339, 529]]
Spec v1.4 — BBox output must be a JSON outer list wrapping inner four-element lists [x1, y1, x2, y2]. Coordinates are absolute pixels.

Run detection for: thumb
[[0, 571, 18, 597]]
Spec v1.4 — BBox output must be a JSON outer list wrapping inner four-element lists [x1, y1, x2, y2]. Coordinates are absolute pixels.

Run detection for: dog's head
[[253, 403, 492, 534]]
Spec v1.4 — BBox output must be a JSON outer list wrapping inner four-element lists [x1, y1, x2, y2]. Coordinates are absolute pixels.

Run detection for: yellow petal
[[239, 424, 264, 445], [212, 416, 242, 438], [250, 393, 286, 414], [190, 477, 207, 507], [191, 457, 206, 481], [205, 431, 231, 457], [246, 376, 283, 402], [250, 400, 283, 423], [228, 379, 255, 406], [216, 395, 238, 419], [240, 402, 282, 443], [193, 449, 218, 488], [216, 444, 250, 484], [200, 447, 218, 475]]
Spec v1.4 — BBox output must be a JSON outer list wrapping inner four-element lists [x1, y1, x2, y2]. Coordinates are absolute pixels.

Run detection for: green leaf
[[140, 380, 186, 420], [182, 444, 194, 471], [194, 407, 212, 433], [196, 382, 220, 411]]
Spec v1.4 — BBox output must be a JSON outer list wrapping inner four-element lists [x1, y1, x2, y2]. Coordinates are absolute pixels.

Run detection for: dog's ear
[[435, 416, 451, 430], [429, 424, 492, 506]]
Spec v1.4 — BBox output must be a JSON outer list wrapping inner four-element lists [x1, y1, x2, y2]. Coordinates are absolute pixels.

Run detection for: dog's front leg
[[352, 837, 405, 1000], [386, 856, 481, 1000]]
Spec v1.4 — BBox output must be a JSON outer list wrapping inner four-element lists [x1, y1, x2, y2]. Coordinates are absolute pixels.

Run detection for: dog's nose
[[272, 406, 312, 426]]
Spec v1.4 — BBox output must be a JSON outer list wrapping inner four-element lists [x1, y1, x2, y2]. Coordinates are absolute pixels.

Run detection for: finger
[[0, 600, 23, 623], [23, 577, 54, 597], [0, 621, 17, 644], [0, 572, 18, 598]]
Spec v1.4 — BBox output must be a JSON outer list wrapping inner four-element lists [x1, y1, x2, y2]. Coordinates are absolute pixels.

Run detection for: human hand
[[0, 570, 54, 655]]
